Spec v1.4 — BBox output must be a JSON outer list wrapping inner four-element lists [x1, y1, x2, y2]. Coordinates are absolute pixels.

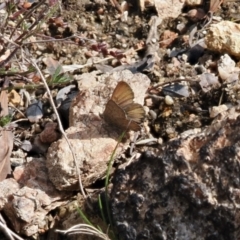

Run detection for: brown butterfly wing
[[103, 100, 126, 126], [103, 81, 145, 131], [111, 81, 134, 108], [124, 103, 145, 123], [103, 100, 141, 131], [126, 120, 141, 131]]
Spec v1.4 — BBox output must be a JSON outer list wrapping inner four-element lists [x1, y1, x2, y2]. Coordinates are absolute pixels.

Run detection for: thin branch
[[151, 77, 200, 90], [28, 58, 86, 198], [22, 34, 95, 45], [0, 214, 24, 240], [9, 0, 47, 39]]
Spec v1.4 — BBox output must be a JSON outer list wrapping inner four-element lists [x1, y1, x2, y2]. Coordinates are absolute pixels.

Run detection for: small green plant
[[0, 115, 12, 127], [49, 66, 71, 84]]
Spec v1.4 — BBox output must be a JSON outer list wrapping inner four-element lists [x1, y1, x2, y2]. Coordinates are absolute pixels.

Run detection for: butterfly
[[103, 81, 145, 131]]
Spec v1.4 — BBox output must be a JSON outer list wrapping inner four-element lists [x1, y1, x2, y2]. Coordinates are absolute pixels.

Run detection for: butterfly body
[[103, 81, 145, 131]]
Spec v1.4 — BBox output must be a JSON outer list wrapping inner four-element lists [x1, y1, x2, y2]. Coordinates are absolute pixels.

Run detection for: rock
[[164, 95, 174, 105], [185, 0, 203, 6], [1, 160, 78, 238], [205, 21, 240, 58], [0, 179, 20, 210], [209, 104, 229, 118], [111, 106, 240, 240], [39, 122, 60, 144], [199, 73, 220, 92], [1, 158, 70, 236], [145, 0, 184, 19], [46, 127, 123, 191], [46, 70, 150, 191], [187, 8, 206, 22], [217, 54, 239, 81]]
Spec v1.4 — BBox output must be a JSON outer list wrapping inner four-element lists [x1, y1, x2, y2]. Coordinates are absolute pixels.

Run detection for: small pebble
[[209, 105, 228, 118], [36, 51, 42, 56], [165, 95, 174, 105], [185, 0, 203, 6]]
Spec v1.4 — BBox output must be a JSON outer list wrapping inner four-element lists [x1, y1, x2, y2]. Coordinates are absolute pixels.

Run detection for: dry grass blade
[[0, 130, 13, 181], [28, 58, 86, 198], [0, 214, 24, 240], [0, 80, 13, 181], [0, 0, 57, 68], [56, 224, 110, 240]]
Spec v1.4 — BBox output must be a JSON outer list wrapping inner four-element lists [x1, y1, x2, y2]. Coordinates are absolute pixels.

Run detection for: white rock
[[205, 21, 240, 58], [165, 95, 174, 105], [218, 54, 236, 81], [185, 0, 203, 6], [209, 105, 228, 118], [149, 0, 184, 19]]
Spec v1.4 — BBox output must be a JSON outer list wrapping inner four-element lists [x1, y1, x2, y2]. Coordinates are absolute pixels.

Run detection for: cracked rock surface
[[111, 106, 240, 240]]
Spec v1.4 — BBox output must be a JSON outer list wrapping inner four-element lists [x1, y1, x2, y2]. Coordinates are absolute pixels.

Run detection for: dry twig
[[0, 214, 24, 240], [28, 58, 86, 198]]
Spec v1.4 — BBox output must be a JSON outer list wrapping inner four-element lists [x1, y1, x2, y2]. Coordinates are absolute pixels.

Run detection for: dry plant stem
[[22, 36, 77, 45], [145, 16, 162, 55], [0, 48, 19, 68], [23, 34, 95, 45], [0, 214, 24, 240], [152, 77, 199, 89], [218, 90, 224, 106], [56, 224, 110, 240], [0, 1, 50, 67], [129, 132, 139, 155], [0, 222, 14, 240], [0, 33, 21, 48], [11, 118, 29, 124], [10, 105, 26, 118], [9, 0, 47, 40], [0, 69, 34, 77], [15, 5, 49, 43], [29, 59, 86, 198]]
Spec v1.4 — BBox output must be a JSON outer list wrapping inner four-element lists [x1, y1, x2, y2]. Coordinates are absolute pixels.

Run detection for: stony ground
[[1, 0, 240, 239]]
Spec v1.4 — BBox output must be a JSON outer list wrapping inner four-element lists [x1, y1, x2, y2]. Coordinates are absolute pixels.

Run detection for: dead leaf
[[0, 87, 8, 117], [8, 89, 22, 106], [0, 49, 10, 62], [0, 80, 13, 181], [0, 129, 13, 181], [32, 74, 41, 83]]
